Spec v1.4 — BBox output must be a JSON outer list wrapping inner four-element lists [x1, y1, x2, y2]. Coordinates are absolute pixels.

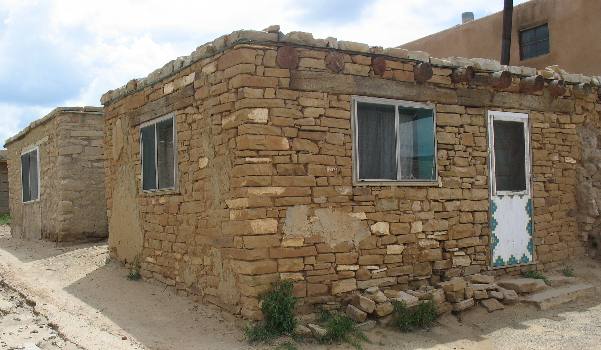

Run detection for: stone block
[[332, 278, 357, 294], [346, 304, 368, 322], [452, 298, 475, 312], [374, 302, 394, 317], [352, 294, 376, 313]]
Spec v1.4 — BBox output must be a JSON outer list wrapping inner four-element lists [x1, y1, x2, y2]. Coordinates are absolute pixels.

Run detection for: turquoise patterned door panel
[[488, 111, 534, 268]]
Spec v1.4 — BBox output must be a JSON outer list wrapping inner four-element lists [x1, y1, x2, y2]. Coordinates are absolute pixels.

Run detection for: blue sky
[[0, 0, 530, 144]]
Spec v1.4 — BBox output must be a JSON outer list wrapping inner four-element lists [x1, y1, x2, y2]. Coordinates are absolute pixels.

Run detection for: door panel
[[488, 111, 534, 268]]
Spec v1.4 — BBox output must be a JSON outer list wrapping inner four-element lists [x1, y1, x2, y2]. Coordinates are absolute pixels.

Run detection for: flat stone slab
[[481, 298, 504, 312], [497, 278, 547, 294], [522, 283, 596, 310]]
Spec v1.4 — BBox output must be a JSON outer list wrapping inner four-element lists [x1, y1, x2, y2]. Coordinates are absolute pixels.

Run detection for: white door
[[488, 111, 534, 268]]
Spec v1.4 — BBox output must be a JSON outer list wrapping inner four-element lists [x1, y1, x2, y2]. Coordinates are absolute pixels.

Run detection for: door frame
[[487, 110, 535, 269]]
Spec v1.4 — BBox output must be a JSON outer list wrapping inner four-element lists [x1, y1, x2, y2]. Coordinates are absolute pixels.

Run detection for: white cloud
[[0, 0, 531, 146]]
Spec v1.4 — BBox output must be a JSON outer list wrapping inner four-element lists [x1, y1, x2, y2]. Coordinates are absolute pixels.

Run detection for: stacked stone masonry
[[0, 151, 8, 214], [4, 107, 108, 242], [101, 28, 601, 320]]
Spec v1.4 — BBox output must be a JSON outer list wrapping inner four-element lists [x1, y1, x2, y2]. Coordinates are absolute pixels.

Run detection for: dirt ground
[[1, 224, 600, 350]]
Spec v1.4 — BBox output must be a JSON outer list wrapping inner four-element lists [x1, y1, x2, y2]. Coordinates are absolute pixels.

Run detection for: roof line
[[4, 106, 103, 147]]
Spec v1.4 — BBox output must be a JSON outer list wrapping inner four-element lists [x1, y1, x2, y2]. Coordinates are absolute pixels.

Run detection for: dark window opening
[[520, 23, 549, 60], [493, 120, 526, 192], [21, 149, 39, 202], [141, 116, 176, 191]]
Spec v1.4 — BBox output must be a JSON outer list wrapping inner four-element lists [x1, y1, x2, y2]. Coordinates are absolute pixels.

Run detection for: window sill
[[353, 179, 442, 187], [141, 188, 180, 197], [23, 199, 40, 205]]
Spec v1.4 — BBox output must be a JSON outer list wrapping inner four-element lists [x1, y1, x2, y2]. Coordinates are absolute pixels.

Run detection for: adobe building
[[0, 150, 8, 215], [4, 107, 108, 242], [401, 0, 601, 76], [101, 26, 601, 319]]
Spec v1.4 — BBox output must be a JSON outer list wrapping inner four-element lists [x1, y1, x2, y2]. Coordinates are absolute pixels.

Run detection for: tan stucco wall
[[0, 159, 8, 214], [103, 32, 600, 320], [6, 117, 59, 240], [5, 108, 108, 242], [401, 0, 601, 76]]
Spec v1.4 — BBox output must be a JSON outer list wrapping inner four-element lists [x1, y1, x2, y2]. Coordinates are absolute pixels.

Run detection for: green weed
[[127, 255, 141, 281], [318, 310, 368, 350], [522, 270, 549, 284], [0, 214, 10, 226], [392, 300, 438, 332], [246, 280, 297, 344], [561, 265, 575, 277]]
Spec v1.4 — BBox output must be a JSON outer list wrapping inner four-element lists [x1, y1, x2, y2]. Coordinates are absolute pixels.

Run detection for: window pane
[[357, 102, 397, 180], [493, 121, 526, 191], [398, 108, 436, 180], [21, 153, 31, 202], [520, 24, 549, 59], [141, 125, 157, 190], [156, 118, 175, 189], [29, 149, 38, 200]]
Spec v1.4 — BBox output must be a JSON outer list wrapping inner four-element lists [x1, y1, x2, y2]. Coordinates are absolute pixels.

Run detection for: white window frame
[[140, 113, 178, 193], [487, 110, 531, 196], [20, 146, 40, 204], [351, 96, 439, 186]]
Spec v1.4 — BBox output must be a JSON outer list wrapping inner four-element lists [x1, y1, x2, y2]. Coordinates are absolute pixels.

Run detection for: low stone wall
[[102, 28, 601, 319], [4, 107, 107, 242]]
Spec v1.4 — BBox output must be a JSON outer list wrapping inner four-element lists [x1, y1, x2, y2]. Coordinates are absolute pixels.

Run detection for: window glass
[[156, 118, 175, 189], [354, 100, 436, 182], [141, 116, 176, 191], [520, 23, 549, 60], [398, 107, 436, 180], [21, 149, 39, 202], [141, 125, 156, 190], [357, 103, 397, 180], [493, 120, 526, 191]]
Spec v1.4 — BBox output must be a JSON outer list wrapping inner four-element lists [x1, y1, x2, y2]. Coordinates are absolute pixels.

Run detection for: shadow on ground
[[2, 225, 601, 350]]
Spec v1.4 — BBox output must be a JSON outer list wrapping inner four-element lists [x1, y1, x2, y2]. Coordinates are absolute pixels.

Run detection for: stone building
[[0, 150, 8, 215], [401, 0, 601, 76], [4, 107, 108, 242], [101, 27, 601, 319]]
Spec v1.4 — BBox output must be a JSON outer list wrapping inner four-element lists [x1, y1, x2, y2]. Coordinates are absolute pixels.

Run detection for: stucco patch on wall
[[283, 205, 370, 247]]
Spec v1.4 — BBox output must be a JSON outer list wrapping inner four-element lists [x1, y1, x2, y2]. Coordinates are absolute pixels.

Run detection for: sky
[[0, 0, 530, 144]]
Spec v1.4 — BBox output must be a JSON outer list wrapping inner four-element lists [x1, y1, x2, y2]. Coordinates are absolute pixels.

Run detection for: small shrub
[[392, 300, 438, 332], [319, 310, 368, 350], [127, 256, 141, 281], [561, 265, 575, 277], [0, 214, 10, 226], [522, 270, 549, 284], [246, 280, 297, 344]]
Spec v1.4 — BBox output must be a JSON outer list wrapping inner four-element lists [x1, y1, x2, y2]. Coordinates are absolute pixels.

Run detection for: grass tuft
[[275, 341, 298, 350], [522, 270, 549, 284], [392, 300, 438, 332], [318, 309, 368, 350], [0, 214, 10, 226], [246, 280, 297, 344], [127, 256, 141, 281], [561, 265, 575, 277]]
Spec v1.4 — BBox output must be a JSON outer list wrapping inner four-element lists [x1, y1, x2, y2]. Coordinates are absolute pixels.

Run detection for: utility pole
[[501, 0, 513, 65]]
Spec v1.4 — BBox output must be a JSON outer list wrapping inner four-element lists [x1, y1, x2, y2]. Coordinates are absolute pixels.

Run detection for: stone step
[[545, 274, 579, 287], [497, 278, 547, 294], [522, 283, 596, 310]]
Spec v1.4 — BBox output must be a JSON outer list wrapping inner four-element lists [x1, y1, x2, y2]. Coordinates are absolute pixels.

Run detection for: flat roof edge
[[4, 106, 103, 148]]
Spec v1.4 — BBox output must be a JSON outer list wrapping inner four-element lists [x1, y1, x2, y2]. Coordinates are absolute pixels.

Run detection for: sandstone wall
[[5, 108, 107, 242], [0, 159, 9, 214], [102, 33, 600, 319], [54, 111, 108, 241]]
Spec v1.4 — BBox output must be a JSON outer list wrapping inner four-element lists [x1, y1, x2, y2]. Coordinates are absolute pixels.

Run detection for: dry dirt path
[[1, 224, 601, 350]]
